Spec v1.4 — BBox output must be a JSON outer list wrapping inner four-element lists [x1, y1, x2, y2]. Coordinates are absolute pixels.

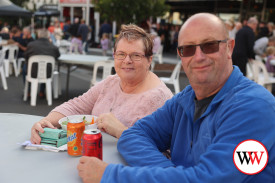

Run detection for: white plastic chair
[[23, 55, 55, 106], [59, 39, 71, 54], [82, 42, 87, 55], [52, 70, 61, 99], [153, 45, 163, 64], [3, 45, 19, 77], [0, 50, 8, 90], [150, 60, 156, 72], [159, 61, 182, 94], [17, 57, 25, 76], [246, 61, 255, 80], [90, 60, 114, 87], [251, 59, 275, 92]]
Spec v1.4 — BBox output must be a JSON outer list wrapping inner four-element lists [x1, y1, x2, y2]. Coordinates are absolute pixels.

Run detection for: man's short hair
[[23, 26, 31, 33], [247, 17, 258, 25], [37, 29, 48, 39]]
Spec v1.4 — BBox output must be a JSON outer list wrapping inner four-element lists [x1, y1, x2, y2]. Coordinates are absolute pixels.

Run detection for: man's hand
[[77, 156, 108, 183]]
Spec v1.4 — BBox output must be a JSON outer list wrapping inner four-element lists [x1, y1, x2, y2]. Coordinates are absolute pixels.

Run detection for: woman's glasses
[[177, 39, 228, 57], [113, 51, 146, 61]]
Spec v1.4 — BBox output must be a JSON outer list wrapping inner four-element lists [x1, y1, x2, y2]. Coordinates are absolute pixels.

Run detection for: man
[[77, 13, 275, 182], [256, 21, 269, 40], [232, 17, 258, 76], [24, 29, 60, 97], [77, 19, 90, 53], [15, 26, 34, 58], [68, 17, 80, 38], [98, 20, 112, 40]]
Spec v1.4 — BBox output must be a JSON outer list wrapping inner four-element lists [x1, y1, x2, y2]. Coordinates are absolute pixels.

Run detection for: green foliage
[[95, 0, 169, 25], [10, 0, 28, 7]]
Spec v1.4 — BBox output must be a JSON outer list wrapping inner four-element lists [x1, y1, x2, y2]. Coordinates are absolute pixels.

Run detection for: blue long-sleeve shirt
[[102, 66, 275, 183]]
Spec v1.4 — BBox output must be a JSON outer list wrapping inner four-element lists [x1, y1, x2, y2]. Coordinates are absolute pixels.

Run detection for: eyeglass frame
[[113, 51, 149, 61], [177, 39, 228, 57]]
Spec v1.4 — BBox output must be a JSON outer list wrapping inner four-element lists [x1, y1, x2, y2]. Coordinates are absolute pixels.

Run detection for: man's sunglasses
[[177, 39, 228, 57]]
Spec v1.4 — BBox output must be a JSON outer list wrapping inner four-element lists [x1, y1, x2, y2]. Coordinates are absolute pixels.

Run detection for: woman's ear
[[148, 56, 153, 67]]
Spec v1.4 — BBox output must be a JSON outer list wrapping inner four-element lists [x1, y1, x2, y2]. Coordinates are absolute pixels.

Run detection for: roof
[[0, 0, 32, 17], [34, 4, 60, 17]]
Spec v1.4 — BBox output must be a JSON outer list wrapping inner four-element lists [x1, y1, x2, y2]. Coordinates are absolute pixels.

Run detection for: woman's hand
[[30, 119, 56, 144], [96, 113, 128, 138]]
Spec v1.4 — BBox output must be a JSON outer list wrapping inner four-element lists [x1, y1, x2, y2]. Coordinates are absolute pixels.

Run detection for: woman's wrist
[[116, 126, 128, 139]]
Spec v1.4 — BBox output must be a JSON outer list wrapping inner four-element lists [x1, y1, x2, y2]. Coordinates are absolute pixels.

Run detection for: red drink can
[[82, 129, 102, 160], [67, 119, 85, 156]]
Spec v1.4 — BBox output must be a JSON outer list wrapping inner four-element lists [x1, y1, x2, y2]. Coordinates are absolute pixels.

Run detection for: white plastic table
[[58, 54, 111, 98], [0, 113, 126, 183]]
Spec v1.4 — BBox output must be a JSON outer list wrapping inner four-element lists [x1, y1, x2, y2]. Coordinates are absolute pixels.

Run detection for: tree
[[94, 0, 169, 27], [10, 0, 29, 7]]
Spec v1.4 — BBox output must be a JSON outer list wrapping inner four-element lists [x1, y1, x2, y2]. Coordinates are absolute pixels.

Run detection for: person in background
[[254, 36, 275, 58], [30, 24, 173, 144], [151, 32, 161, 54], [232, 17, 258, 76], [24, 29, 60, 98], [47, 22, 54, 34], [14, 26, 34, 84], [63, 19, 71, 40], [267, 22, 274, 37], [14, 26, 34, 59], [265, 46, 275, 74], [69, 17, 80, 38], [99, 20, 112, 41], [53, 21, 63, 46], [100, 33, 109, 56], [71, 34, 83, 54], [234, 22, 242, 32], [10, 26, 22, 43], [77, 19, 90, 53], [0, 20, 3, 31], [256, 21, 268, 40], [76, 13, 275, 183], [224, 20, 234, 39], [0, 27, 10, 40]]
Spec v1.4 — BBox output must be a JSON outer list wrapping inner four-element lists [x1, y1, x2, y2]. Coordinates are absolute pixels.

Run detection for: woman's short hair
[[114, 24, 153, 57]]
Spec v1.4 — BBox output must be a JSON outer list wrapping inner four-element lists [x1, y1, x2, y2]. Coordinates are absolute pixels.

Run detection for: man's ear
[[227, 39, 235, 59]]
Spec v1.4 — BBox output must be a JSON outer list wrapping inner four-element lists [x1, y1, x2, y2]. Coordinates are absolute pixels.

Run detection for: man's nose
[[193, 46, 206, 61]]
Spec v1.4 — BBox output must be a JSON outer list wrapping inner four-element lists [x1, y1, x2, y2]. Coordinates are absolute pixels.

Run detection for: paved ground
[[0, 49, 190, 117]]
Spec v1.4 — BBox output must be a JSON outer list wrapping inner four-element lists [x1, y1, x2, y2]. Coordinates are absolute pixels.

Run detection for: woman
[[30, 24, 173, 144]]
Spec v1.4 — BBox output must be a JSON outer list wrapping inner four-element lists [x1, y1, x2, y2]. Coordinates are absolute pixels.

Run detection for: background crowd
[[1, 15, 275, 93]]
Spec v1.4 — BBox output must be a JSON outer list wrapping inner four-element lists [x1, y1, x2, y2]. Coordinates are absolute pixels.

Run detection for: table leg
[[65, 64, 71, 99]]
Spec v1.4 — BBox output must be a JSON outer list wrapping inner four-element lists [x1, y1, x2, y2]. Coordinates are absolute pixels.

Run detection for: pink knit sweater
[[52, 75, 173, 127]]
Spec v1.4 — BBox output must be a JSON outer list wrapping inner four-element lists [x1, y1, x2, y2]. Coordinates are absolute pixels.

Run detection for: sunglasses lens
[[201, 42, 219, 54], [178, 40, 226, 57], [178, 46, 196, 57]]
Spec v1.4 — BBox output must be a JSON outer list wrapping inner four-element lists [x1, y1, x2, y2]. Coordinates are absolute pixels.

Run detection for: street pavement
[[0, 48, 190, 117]]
